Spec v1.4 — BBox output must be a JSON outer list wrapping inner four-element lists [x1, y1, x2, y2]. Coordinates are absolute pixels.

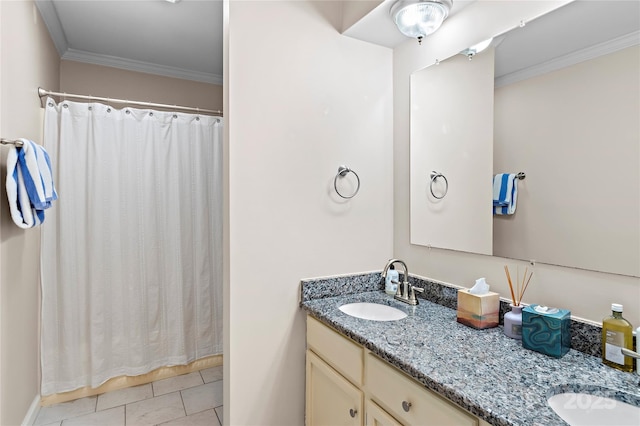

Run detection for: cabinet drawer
[[307, 316, 363, 386], [366, 353, 477, 426]]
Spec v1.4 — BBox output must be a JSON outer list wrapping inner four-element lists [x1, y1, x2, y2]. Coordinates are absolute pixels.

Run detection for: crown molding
[[62, 49, 223, 85], [495, 30, 640, 88], [35, 0, 68, 56]]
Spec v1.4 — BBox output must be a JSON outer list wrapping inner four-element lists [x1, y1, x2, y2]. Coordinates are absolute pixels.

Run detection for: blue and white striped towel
[[6, 139, 58, 228], [493, 173, 517, 215]]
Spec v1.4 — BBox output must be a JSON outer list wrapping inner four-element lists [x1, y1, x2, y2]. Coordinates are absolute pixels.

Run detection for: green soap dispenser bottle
[[602, 303, 634, 372]]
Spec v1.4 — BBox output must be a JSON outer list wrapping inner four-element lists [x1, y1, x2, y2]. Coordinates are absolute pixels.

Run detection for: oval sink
[[339, 302, 407, 321], [548, 392, 640, 425]]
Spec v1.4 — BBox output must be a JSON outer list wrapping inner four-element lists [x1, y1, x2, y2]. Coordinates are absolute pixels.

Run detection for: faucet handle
[[621, 348, 640, 359], [621, 348, 640, 378], [409, 286, 424, 302]]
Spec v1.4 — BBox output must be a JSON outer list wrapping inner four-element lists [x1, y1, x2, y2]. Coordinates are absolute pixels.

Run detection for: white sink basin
[[548, 392, 640, 425], [339, 302, 407, 321]]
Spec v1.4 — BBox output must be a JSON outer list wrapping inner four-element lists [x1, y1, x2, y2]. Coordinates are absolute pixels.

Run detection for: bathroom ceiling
[[38, 0, 472, 85], [35, 0, 639, 87], [35, 0, 223, 85]]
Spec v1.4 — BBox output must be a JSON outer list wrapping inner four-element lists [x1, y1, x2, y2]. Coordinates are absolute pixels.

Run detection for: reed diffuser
[[503, 265, 533, 339]]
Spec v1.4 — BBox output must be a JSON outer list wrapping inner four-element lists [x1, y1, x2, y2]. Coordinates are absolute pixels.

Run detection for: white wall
[[410, 49, 494, 255], [342, 0, 383, 32], [394, 0, 640, 325], [226, 1, 392, 424], [0, 1, 60, 424]]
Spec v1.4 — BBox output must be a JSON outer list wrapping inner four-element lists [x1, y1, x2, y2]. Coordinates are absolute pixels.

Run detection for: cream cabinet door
[[306, 350, 363, 426], [365, 400, 402, 426]]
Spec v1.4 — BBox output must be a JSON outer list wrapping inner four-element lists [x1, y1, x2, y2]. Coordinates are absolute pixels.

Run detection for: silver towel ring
[[334, 165, 360, 199], [429, 171, 448, 199]]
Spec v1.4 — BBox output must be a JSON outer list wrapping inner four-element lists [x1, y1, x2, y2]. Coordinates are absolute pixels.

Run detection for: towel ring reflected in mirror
[[334, 165, 360, 199], [429, 171, 448, 199]]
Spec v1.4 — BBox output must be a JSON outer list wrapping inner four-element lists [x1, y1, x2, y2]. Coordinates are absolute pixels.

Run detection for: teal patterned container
[[522, 305, 571, 358]]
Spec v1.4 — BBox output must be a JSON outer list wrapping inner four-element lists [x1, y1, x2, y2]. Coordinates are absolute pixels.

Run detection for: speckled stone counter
[[300, 274, 640, 426]]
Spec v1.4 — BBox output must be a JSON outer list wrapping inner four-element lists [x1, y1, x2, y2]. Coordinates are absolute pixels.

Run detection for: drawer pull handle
[[349, 408, 358, 418], [402, 401, 412, 412]]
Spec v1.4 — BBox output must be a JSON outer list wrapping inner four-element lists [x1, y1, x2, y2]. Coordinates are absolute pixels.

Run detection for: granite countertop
[[300, 290, 640, 426]]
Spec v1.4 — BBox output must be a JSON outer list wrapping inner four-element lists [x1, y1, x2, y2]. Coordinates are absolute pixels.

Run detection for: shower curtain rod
[[38, 87, 223, 117]]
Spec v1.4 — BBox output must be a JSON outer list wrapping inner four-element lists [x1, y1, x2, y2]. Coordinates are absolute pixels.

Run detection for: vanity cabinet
[[306, 350, 363, 425], [306, 316, 490, 426]]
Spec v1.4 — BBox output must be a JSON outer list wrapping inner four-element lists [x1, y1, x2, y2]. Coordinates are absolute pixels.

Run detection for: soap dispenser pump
[[385, 265, 399, 295]]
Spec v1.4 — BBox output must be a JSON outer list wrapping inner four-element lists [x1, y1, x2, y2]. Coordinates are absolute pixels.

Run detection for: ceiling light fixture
[[390, 0, 453, 45], [165, 0, 181, 3]]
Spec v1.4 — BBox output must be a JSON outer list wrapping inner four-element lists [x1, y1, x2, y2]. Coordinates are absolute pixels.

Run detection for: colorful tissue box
[[456, 289, 500, 329], [522, 304, 571, 358]]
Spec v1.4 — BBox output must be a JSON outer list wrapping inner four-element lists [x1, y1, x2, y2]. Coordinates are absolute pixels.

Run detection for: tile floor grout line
[[215, 406, 223, 426], [178, 387, 188, 420]]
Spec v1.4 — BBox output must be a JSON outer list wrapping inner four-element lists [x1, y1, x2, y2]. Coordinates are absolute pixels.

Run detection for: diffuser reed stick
[[504, 265, 516, 306], [504, 265, 533, 306], [520, 270, 534, 304]]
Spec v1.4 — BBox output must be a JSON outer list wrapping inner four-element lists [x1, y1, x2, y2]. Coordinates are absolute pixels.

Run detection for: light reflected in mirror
[[410, 0, 640, 277]]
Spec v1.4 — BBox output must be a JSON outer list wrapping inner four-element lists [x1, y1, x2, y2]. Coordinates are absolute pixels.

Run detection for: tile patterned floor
[[34, 366, 223, 426]]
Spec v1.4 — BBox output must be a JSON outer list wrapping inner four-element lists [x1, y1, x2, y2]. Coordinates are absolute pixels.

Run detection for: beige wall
[[394, 0, 640, 326], [0, 1, 60, 424], [227, 1, 392, 424], [60, 61, 223, 112], [494, 46, 639, 277], [222, 1, 230, 424]]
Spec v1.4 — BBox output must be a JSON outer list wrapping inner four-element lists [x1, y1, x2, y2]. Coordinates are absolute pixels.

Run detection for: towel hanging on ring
[[493, 173, 518, 215], [5, 138, 58, 228]]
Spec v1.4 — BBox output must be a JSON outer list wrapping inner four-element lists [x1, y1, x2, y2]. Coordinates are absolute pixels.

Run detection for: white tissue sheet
[[469, 277, 490, 295]]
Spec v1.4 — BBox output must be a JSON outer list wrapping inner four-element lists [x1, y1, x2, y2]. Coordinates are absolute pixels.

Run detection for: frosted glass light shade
[[391, 0, 452, 40]]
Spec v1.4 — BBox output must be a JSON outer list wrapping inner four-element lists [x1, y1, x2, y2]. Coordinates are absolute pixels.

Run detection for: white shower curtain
[[40, 98, 223, 395]]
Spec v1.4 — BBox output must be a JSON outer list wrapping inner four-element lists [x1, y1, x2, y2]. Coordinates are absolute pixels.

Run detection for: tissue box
[[522, 305, 571, 358], [456, 289, 500, 329]]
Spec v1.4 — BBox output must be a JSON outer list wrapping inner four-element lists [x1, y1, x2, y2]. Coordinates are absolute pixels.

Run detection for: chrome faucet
[[621, 348, 640, 381], [381, 259, 424, 305]]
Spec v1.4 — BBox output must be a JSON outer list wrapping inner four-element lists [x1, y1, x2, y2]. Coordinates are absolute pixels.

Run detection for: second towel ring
[[429, 171, 448, 199], [334, 165, 360, 199]]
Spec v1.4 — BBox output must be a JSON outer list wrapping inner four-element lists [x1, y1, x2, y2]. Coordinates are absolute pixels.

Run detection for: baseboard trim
[[21, 395, 41, 426]]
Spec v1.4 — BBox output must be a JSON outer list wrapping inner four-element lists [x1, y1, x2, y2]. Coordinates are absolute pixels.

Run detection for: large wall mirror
[[410, 0, 639, 277]]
